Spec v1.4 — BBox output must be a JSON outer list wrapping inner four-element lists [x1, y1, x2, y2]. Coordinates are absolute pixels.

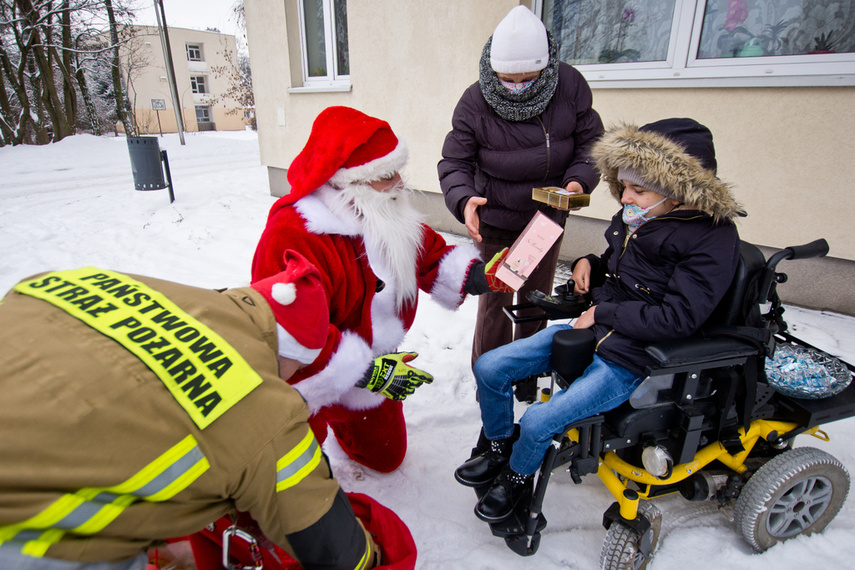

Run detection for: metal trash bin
[[127, 136, 174, 202]]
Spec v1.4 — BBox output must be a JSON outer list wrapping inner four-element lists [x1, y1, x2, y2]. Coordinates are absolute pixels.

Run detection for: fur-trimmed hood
[[591, 123, 745, 222]]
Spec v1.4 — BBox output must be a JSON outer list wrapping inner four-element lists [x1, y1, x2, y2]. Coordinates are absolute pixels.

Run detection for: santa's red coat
[[252, 187, 479, 471]]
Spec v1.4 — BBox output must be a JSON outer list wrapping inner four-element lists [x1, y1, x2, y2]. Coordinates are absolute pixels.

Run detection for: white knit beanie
[[490, 6, 549, 74]]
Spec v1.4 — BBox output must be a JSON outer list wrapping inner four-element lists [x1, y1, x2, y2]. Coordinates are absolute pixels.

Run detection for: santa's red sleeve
[[416, 225, 481, 310]]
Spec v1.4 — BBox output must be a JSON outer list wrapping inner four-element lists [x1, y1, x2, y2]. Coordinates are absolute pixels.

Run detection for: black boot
[[454, 437, 512, 487], [474, 465, 533, 523]]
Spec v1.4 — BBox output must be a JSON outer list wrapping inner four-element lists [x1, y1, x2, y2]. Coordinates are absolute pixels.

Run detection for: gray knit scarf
[[478, 33, 560, 123]]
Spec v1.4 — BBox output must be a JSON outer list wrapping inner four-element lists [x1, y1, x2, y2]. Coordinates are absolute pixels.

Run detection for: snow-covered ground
[[2, 131, 854, 569]]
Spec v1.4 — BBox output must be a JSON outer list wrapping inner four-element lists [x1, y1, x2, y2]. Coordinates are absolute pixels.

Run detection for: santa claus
[[252, 106, 510, 473]]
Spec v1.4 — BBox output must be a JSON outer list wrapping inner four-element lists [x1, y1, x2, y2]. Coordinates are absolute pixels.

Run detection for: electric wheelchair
[[482, 238, 855, 569]]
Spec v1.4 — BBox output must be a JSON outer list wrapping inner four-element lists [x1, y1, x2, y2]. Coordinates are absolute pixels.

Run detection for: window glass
[[195, 106, 210, 123], [186, 44, 202, 61], [303, 0, 327, 77], [543, 0, 677, 64], [334, 0, 349, 75], [190, 76, 207, 94], [697, 0, 855, 59]]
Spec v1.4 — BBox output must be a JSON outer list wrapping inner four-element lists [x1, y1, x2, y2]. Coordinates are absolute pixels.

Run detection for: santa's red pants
[[310, 398, 407, 473]]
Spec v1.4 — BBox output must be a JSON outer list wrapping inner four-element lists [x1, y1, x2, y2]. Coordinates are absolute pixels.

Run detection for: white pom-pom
[[271, 282, 297, 305]]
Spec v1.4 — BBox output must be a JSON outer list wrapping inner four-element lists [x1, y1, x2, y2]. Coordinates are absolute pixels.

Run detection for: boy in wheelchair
[[455, 117, 746, 523]]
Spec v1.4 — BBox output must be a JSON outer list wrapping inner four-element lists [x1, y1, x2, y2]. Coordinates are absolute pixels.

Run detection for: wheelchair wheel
[[599, 501, 662, 570], [734, 446, 850, 552]]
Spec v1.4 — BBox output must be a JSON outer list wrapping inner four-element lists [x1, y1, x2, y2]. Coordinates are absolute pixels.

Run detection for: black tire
[[600, 501, 662, 570], [734, 446, 850, 552]]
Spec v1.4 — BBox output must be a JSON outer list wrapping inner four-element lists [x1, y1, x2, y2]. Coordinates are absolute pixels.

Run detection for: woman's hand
[[571, 258, 592, 295], [565, 181, 584, 211], [464, 196, 487, 242]]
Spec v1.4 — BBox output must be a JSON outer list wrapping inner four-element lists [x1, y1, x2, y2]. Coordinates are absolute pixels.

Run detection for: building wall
[[243, 0, 855, 314], [122, 26, 248, 134]]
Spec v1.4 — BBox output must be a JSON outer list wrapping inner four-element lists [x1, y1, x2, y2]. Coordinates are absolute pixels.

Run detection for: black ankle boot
[[454, 438, 512, 487], [474, 465, 533, 523]]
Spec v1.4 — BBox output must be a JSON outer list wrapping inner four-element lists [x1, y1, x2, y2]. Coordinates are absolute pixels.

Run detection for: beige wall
[[123, 26, 248, 133], [584, 87, 855, 262], [244, 0, 855, 312]]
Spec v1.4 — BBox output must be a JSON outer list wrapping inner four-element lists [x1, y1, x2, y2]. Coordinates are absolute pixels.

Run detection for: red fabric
[[285, 107, 401, 203], [248, 249, 329, 358], [250, 199, 469, 474], [187, 493, 416, 570], [320, 399, 408, 473]]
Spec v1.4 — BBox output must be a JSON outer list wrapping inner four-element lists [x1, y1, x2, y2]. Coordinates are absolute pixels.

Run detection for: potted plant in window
[[809, 31, 838, 54]]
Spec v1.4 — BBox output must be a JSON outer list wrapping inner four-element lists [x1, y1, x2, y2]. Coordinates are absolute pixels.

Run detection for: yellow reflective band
[[354, 535, 372, 570], [0, 435, 209, 557], [13, 268, 264, 429], [276, 429, 322, 492]]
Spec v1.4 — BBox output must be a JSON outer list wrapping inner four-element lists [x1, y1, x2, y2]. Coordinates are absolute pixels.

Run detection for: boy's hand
[[571, 258, 592, 294], [575, 305, 596, 329]]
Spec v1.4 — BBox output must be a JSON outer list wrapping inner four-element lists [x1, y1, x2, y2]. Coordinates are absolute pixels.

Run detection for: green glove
[[362, 352, 433, 401], [485, 247, 514, 293]]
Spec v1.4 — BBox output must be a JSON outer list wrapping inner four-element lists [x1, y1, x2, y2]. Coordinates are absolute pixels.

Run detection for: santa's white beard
[[325, 181, 425, 310]]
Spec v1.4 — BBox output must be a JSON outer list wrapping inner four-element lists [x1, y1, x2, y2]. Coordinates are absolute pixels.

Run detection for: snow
[[2, 131, 854, 569]]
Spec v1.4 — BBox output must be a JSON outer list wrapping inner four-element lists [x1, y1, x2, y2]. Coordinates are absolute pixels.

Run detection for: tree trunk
[[104, 0, 134, 136], [61, 1, 78, 133]]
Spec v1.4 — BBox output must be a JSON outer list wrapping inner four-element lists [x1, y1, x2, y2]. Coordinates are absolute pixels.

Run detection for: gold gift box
[[532, 187, 590, 210]]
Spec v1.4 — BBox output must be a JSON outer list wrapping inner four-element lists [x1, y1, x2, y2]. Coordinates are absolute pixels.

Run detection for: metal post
[[154, 0, 185, 145]]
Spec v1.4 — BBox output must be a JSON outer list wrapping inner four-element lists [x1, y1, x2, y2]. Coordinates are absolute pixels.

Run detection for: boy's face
[[621, 181, 678, 217]]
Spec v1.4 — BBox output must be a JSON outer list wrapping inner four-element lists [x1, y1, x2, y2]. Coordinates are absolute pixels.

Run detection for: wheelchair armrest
[[645, 336, 760, 373]]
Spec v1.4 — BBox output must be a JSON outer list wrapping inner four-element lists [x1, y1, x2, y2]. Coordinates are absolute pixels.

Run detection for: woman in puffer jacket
[[454, 117, 745, 525], [437, 6, 604, 366]]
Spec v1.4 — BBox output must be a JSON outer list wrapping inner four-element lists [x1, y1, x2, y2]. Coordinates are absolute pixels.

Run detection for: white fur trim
[[276, 323, 321, 364], [270, 282, 296, 305], [295, 187, 363, 236], [430, 243, 481, 310], [292, 331, 374, 414], [337, 384, 387, 411], [369, 288, 408, 354], [328, 141, 408, 187]]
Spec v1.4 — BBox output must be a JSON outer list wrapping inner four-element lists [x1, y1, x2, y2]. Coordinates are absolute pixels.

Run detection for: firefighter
[[0, 250, 415, 570]]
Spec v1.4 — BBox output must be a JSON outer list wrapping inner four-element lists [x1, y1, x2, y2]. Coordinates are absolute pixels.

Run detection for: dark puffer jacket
[[438, 62, 604, 232], [580, 123, 745, 375]]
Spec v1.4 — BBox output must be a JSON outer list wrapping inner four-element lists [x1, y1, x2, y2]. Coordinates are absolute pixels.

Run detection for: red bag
[[187, 493, 416, 570]]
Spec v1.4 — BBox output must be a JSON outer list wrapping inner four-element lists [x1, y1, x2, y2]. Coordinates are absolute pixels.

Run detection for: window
[[186, 43, 203, 62], [195, 106, 211, 123], [538, 0, 855, 87], [294, 0, 350, 89], [190, 76, 207, 94]]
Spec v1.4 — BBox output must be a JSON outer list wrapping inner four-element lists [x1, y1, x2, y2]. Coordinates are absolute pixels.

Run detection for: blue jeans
[[473, 325, 643, 476]]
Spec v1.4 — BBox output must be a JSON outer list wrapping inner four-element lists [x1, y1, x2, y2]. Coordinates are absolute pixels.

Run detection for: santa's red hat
[[282, 106, 409, 205], [250, 250, 328, 364]]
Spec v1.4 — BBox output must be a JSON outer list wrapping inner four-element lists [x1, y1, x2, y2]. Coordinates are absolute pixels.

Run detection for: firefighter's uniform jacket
[[0, 269, 365, 566]]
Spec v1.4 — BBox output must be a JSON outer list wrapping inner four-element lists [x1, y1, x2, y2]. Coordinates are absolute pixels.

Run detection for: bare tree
[[0, 0, 137, 145], [210, 1, 254, 129]]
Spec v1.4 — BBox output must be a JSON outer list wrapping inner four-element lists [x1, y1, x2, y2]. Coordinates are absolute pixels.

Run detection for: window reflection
[[698, 0, 855, 59]]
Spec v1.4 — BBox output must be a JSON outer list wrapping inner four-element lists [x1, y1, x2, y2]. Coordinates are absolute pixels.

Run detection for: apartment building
[[121, 25, 249, 134]]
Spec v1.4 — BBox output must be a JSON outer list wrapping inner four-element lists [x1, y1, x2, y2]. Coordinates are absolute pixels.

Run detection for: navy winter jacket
[[438, 63, 604, 232], [582, 210, 740, 375]]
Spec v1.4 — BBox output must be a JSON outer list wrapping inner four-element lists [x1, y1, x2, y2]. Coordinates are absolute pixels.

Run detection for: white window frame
[[190, 75, 207, 94], [186, 43, 203, 62], [532, 0, 855, 88], [289, 0, 351, 92], [195, 106, 211, 123]]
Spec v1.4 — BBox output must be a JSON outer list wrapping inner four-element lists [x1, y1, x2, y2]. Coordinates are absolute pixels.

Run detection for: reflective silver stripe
[[276, 434, 321, 491], [133, 445, 205, 498]]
